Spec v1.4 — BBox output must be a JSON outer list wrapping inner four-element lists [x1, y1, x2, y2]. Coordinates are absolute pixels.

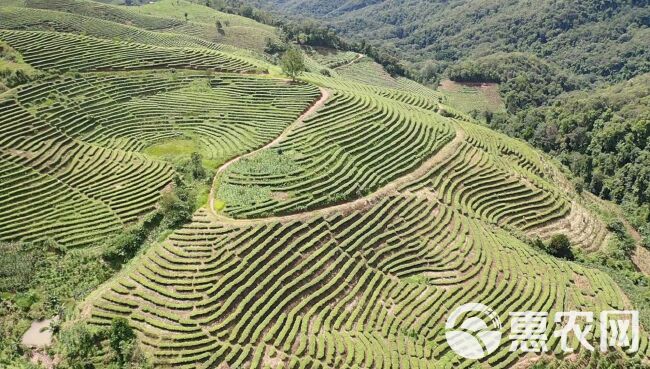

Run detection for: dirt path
[[22, 319, 54, 348], [208, 87, 331, 217], [334, 53, 364, 69], [21, 318, 59, 369], [207, 125, 465, 226]]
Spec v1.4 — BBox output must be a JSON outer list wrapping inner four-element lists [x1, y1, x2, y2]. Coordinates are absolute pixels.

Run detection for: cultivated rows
[[0, 90, 174, 247], [1, 3, 632, 367], [401, 125, 569, 232], [22, 0, 245, 50], [0, 30, 260, 73], [335, 59, 405, 89], [90, 195, 643, 368], [305, 72, 443, 112], [217, 90, 454, 217], [0, 71, 319, 247], [25, 0, 185, 31], [0, 7, 224, 51], [304, 48, 361, 69], [0, 157, 123, 247], [15, 73, 319, 160]]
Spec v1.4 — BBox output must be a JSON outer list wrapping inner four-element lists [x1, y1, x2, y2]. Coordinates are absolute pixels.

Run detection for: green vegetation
[[280, 46, 305, 81], [437, 79, 505, 116], [130, 0, 279, 53], [56, 319, 152, 369], [531, 350, 649, 369], [0, 40, 41, 92], [217, 80, 453, 217], [253, 0, 650, 246], [90, 192, 645, 368], [256, 0, 649, 82], [143, 139, 198, 159], [1, 0, 648, 368], [545, 234, 574, 260], [487, 74, 650, 246], [0, 241, 113, 367], [446, 53, 582, 113]]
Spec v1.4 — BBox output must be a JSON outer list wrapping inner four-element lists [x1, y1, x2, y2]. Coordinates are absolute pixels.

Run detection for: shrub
[[160, 177, 195, 228], [109, 318, 135, 366], [607, 220, 626, 235], [606, 219, 635, 256], [0, 242, 42, 292], [264, 38, 287, 55], [13, 292, 38, 311], [214, 199, 226, 211], [189, 152, 206, 180], [573, 177, 585, 195], [58, 324, 101, 369], [546, 234, 574, 260]]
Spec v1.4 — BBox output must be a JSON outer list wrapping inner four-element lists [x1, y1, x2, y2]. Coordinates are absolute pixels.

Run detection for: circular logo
[[445, 303, 502, 359]]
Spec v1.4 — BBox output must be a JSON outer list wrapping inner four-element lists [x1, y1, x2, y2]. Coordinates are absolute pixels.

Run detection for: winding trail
[[333, 53, 364, 70], [208, 87, 331, 217], [207, 120, 466, 226]]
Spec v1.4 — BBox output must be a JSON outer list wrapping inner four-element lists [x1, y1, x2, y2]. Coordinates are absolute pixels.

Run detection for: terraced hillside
[[0, 1, 645, 368]]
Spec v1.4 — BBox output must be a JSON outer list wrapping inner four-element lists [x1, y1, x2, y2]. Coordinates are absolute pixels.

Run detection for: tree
[[573, 177, 585, 195], [280, 47, 305, 82], [184, 12, 188, 22], [59, 324, 99, 369], [109, 318, 135, 366], [190, 152, 206, 180], [264, 38, 287, 55], [160, 176, 195, 228], [546, 234, 574, 260], [240, 5, 254, 18], [215, 20, 224, 35]]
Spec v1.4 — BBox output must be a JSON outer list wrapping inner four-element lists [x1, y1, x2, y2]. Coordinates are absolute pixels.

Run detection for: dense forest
[[252, 0, 650, 82]]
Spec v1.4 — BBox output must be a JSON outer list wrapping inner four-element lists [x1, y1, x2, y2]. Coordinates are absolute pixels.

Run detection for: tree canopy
[[280, 46, 305, 81]]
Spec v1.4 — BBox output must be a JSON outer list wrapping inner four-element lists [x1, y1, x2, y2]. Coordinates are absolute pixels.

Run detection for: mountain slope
[[255, 0, 650, 81], [0, 1, 648, 368]]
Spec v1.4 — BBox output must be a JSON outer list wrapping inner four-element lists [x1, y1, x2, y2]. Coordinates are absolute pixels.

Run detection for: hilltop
[[0, 1, 648, 369]]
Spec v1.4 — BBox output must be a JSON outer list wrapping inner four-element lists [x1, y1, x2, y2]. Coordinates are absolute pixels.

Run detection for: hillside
[[0, 1, 648, 369], [253, 0, 650, 82], [251, 0, 650, 253]]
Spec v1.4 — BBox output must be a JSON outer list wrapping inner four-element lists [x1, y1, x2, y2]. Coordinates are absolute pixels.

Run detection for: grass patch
[[438, 79, 505, 117], [143, 138, 198, 159]]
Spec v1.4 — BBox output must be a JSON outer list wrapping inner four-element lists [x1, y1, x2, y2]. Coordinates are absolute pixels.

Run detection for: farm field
[[0, 1, 647, 368], [437, 80, 506, 117]]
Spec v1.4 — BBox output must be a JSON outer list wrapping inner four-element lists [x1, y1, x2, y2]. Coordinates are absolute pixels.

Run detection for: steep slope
[[1, 1, 646, 368], [0, 0, 302, 248], [85, 56, 639, 369]]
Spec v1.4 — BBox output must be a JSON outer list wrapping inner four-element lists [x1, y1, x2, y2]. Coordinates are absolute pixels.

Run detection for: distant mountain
[[255, 0, 650, 81]]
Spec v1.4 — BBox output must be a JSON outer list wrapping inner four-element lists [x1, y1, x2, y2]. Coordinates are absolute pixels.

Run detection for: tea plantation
[[0, 0, 646, 368]]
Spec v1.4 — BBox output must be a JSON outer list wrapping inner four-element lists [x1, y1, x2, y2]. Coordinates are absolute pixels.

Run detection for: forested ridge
[[253, 0, 650, 81]]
